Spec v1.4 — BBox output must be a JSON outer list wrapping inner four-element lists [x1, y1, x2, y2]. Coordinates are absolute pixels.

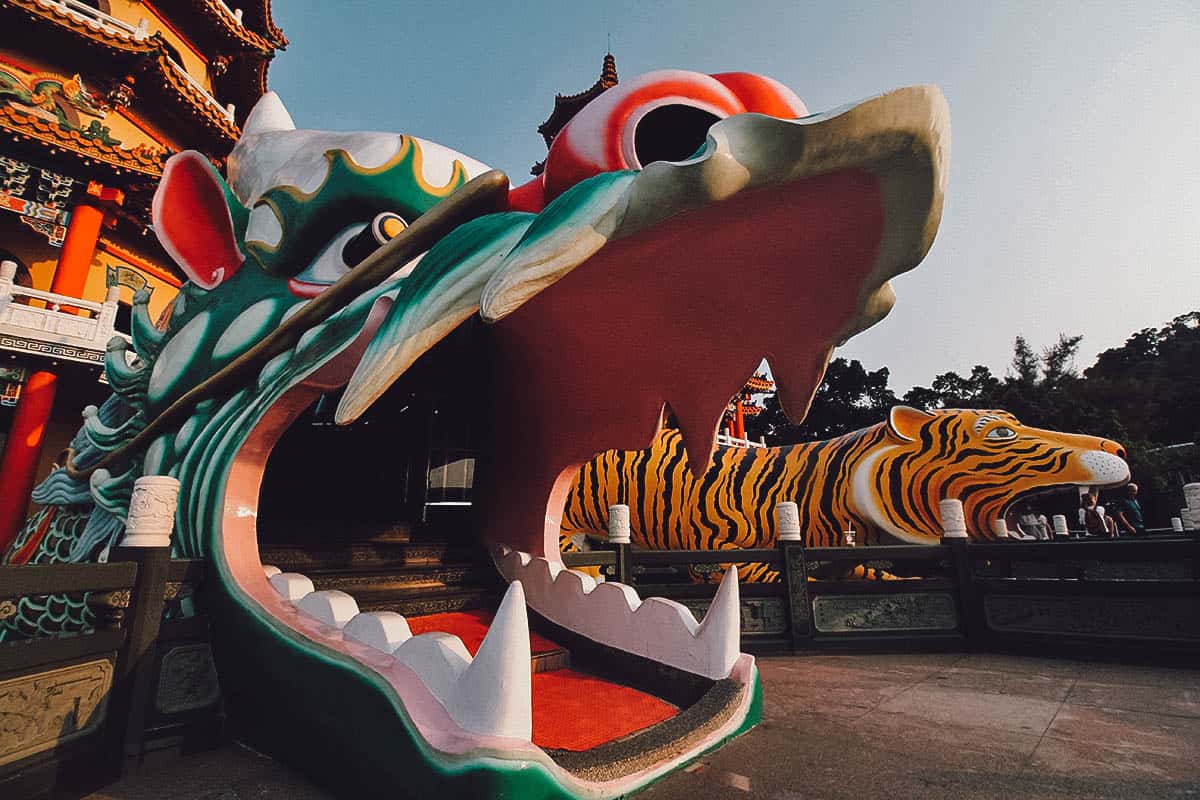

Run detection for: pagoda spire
[[532, 53, 620, 174]]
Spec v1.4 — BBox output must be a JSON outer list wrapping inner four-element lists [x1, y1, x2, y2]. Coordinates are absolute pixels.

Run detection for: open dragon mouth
[[210, 85, 949, 797]]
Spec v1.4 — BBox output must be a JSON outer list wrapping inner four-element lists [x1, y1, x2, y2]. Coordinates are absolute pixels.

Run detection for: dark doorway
[[256, 319, 490, 546]]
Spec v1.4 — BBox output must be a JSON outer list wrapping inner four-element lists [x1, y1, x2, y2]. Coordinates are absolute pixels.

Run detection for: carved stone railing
[[716, 433, 766, 449], [0, 260, 126, 367]]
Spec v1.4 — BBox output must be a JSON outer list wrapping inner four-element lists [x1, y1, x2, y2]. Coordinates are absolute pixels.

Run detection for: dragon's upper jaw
[[473, 85, 950, 560], [216, 85, 948, 797]]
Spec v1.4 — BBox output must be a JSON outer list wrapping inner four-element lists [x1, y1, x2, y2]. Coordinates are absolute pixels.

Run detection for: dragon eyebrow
[[64, 170, 511, 481]]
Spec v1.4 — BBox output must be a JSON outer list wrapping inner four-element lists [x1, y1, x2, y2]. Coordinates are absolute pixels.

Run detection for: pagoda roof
[[536, 53, 618, 149], [3, 0, 266, 147], [150, 0, 280, 56], [0, 104, 166, 178], [237, 0, 287, 48]]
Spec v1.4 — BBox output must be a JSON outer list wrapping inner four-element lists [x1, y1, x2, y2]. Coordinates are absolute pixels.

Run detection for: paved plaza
[[89, 652, 1200, 800]]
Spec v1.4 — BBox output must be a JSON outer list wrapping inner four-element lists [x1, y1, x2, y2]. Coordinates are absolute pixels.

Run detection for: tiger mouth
[[221, 86, 948, 796]]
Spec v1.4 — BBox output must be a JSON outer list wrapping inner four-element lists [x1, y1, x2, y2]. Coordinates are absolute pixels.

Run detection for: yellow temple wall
[[1, 216, 179, 322]]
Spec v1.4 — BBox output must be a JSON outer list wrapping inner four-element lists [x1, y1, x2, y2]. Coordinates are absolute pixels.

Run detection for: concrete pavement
[[88, 652, 1200, 799]]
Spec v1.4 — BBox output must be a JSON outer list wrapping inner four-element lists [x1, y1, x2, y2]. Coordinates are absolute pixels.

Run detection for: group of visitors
[[1005, 484, 1145, 540]]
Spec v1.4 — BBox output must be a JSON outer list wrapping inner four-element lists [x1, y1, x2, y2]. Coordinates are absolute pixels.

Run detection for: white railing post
[[96, 284, 120, 339], [938, 499, 968, 540], [1171, 517, 1184, 532], [0, 260, 15, 310], [1052, 514, 1070, 539], [991, 518, 1010, 540], [607, 504, 631, 545], [774, 502, 801, 542], [1184, 483, 1200, 523], [120, 476, 181, 548]]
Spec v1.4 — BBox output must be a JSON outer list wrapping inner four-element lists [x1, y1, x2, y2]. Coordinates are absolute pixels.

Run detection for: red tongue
[[479, 168, 885, 558]]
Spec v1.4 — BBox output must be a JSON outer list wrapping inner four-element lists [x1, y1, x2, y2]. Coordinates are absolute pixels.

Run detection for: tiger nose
[[1102, 440, 1126, 459]]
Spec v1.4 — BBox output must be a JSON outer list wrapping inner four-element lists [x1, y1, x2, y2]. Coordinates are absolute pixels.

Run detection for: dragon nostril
[[1116, 446, 1126, 460]]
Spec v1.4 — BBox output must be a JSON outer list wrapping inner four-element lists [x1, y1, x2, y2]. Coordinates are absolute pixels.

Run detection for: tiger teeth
[[497, 549, 741, 679], [267, 568, 533, 741]]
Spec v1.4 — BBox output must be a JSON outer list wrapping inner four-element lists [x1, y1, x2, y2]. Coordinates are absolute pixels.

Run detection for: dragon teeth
[[497, 550, 742, 680], [446, 581, 533, 740], [343, 611, 413, 653], [269, 571, 314, 601], [264, 566, 533, 741], [297, 589, 359, 629]]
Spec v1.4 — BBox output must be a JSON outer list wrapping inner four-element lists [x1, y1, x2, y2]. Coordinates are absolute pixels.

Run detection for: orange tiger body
[[561, 407, 1129, 579]]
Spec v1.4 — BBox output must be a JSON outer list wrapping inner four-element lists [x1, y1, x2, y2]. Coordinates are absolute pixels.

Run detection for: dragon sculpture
[[4, 70, 948, 797], [561, 407, 1131, 580]]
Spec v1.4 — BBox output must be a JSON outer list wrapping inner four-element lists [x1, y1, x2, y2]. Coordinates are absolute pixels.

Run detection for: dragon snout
[[1099, 439, 1126, 460]]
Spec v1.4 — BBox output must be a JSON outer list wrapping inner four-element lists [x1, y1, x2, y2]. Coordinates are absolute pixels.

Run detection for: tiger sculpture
[[560, 406, 1130, 580]]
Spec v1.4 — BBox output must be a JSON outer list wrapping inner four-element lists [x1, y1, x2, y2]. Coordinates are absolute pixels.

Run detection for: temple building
[[0, 0, 285, 548]]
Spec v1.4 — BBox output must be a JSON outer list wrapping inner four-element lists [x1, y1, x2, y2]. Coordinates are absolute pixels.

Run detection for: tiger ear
[[887, 405, 935, 442]]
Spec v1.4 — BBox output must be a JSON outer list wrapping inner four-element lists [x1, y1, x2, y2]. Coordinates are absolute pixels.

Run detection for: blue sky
[[268, 1, 1199, 390]]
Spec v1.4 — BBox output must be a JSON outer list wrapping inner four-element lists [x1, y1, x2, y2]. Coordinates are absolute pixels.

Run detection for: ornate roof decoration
[[531, 54, 618, 175], [166, 0, 277, 54], [237, 0, 287, 48], [149, 52, 239, 141], [0, 104, 166, 177], [7, 0, 159, 53], [6, 0, 246, 145]]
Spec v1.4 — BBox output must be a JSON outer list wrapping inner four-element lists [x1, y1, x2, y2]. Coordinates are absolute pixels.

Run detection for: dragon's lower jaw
[[214, 333, 759, 799], [208, 85, 947, 797]]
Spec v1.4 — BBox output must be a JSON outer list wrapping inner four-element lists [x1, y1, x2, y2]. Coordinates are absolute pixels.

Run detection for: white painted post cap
[[1184, 483, 1200, 512], [775, 502, 802, 542], [1171, 517, 1184, 532], [607, 504, 631, 544], [938, 499, 968, 539], [991, 518, 1009, 539], [1052, 514, 1069, 537], [120, 475, 180, 547]]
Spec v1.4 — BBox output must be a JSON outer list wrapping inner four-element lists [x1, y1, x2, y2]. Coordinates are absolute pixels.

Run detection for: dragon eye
[[341, 212, 409, 267], [986, 426, 1017, 441]]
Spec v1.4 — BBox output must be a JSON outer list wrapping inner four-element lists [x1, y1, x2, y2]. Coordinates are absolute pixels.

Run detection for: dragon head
[[66, 70, 949, 797]]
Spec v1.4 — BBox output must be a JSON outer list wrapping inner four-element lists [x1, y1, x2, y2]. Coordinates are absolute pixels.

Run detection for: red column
[[734, 400, 746, 440], [0, 184, 120, 551], [51, 201, 105, 309], [0, 370, 58, 553]]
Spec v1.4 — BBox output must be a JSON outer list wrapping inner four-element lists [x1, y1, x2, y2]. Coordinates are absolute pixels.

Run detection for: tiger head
[[853, 406, 1130, 543]]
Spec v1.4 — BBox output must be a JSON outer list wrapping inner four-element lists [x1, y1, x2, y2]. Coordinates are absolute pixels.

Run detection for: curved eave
[[159, 0, 277, 55], [216, 52, 270, 127], [4, 0, 159, 55], [0, 104, 167, 178], [238, 0, 287, 48], [146, 52, 240, 145]]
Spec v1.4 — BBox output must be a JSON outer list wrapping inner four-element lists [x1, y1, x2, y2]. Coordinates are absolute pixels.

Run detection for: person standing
[[1080, 493, 1117, 538], [1115, 483, 1145, 536]]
